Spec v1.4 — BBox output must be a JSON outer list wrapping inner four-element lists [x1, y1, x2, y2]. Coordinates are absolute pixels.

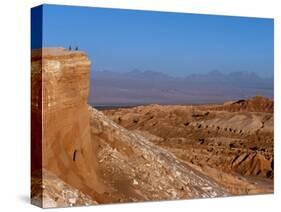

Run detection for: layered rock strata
[[31, 48, 103, 207], [103, 100, 274, 194]]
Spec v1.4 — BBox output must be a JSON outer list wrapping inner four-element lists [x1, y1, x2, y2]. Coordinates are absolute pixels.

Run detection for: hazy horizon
[[89, 69, 273, 106], [91, 69, 274, 79]]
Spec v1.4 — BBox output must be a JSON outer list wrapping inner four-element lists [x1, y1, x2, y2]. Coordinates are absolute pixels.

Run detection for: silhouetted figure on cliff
[[68, 45, 72, 51]]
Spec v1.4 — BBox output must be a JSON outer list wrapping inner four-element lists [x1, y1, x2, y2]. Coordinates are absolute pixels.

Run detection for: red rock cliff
[[31, 48, 103, 206]]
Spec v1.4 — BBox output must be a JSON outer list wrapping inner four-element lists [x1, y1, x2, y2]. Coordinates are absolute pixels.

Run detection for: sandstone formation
[[31, 48, 103, 207], [103, 100, 274, 194]]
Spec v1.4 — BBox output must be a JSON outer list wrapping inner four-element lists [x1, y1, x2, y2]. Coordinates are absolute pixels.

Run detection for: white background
[[0, 0, 280, 211]]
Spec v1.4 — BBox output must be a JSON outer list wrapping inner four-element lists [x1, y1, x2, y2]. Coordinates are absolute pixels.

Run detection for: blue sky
[[33, 4, 274, 77]]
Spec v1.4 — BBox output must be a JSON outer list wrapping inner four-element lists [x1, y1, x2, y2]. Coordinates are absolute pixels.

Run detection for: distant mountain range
[[89, 70, 273, 106]]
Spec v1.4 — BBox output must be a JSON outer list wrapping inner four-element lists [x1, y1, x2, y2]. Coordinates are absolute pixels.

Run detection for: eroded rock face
[[103, 101, 274, 194], [31, 48, 103, 207]]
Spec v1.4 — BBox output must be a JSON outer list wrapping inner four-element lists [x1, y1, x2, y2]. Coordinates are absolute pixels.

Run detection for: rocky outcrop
[[231, 152, 273, 177], [31, 48, 103, 207], [200, 96, 273, 113]]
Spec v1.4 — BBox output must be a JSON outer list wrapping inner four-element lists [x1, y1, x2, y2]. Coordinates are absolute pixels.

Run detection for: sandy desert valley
[[31, 48, 273, 208]]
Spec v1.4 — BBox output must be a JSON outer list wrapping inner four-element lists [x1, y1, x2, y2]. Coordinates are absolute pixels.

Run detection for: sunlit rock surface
[[31, 48, 103, 207]]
